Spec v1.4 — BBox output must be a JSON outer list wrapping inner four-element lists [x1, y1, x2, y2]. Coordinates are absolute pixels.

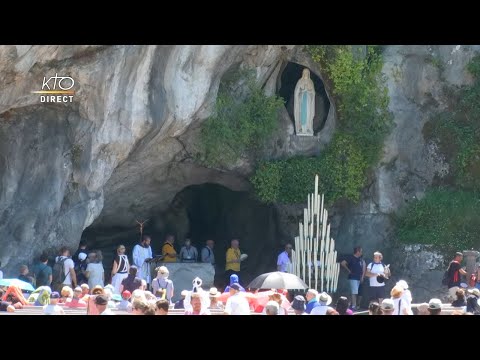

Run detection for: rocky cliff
[[1, 45, 478, 299]]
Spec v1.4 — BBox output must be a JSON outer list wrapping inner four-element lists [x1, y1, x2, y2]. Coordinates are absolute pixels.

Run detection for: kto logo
[[32, 73, 75, 103]]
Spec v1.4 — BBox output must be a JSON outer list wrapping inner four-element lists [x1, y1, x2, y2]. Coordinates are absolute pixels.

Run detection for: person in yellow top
[[225, 239, 242, 283], [161, 234, 177, 263]]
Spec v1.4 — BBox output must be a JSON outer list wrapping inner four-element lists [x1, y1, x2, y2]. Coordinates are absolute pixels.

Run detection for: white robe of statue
[[294, 68, 315, 136]]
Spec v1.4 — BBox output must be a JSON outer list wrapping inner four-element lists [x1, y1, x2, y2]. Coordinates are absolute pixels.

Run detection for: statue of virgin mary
[[294, 68, 315, 136]]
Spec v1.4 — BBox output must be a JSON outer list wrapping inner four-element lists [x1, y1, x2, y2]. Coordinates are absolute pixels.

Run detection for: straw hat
[[209, 287, 220, 297]]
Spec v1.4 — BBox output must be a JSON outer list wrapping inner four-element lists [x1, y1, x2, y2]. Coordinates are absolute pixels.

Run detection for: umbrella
[[0, 278, 35, 292], [247, 271, 308, 290]]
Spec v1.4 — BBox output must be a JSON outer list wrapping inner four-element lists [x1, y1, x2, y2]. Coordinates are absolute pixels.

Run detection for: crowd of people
[[1, 237, 479, 315]]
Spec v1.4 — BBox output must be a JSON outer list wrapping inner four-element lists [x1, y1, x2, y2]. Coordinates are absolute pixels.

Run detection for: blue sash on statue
[[301, 91, 308, 126]]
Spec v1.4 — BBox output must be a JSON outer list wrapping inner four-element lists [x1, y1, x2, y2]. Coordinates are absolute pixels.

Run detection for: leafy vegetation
[[199, 70, 284, 167], [251, 133, 367, 205], [396, 189, 480, 252]]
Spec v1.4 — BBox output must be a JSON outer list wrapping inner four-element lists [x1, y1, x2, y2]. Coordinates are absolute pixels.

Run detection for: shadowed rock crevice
[[83, 183, 287, 287]]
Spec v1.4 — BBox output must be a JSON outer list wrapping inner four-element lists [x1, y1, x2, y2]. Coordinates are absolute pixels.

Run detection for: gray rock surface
[[1, 45, 479, 302]]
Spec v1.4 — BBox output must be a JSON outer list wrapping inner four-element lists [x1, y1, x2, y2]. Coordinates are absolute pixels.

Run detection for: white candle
[[314, 175, 319, 214], [302, 246, 306, 284], [321, 194, 324, 223], [320, 255, 324, 293], [335, 262, 340, 292], [307, 194, 311, 222]]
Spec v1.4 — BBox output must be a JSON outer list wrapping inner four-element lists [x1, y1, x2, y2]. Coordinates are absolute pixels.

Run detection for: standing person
[[201, 239, 215, 265], [161, 234, 177, 263], [366, 251, 390, 304], [75, 252, 88, 286], [86, 251, 105, 289], [132, 235, 153, 283], [179, 239, 198, 263], [111, 245, 130, 294], [277, 244, 293, 273], [72, 240, 88, 267], [340, 246, 366, 310], [18, 265, 34, 286], [53, 247, 77, 292], [225, 239, 243, 283], [33, 252, 53, 288], [151, 266, 174, 303], [446, 252, 467, 301]]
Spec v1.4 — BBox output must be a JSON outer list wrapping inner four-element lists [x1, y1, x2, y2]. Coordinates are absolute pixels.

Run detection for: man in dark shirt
[[33, 252, 53, 287], [447, 252, 468, 301], [72, 240, 88, 267], [120, 265, 143, 293], [340, 246, 365, 311]]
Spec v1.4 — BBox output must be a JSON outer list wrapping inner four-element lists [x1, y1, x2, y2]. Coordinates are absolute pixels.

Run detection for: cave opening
[[277, 62, 330, 134], [83, 183, 284, 287]]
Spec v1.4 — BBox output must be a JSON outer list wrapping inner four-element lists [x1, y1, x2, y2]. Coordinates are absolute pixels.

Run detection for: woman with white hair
[[151, 266, 174, 303], [265, 300, 280, 315], [86, 250, 105, 289]]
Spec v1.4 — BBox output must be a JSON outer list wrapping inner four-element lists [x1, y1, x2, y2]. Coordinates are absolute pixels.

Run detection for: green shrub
[[251, 134, 367, 205], [200, 70, 284, 167], [396, 189, 480, 252], [309, 45, 392, 165]]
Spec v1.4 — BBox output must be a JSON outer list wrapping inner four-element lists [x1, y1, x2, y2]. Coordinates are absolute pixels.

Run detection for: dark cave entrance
[[83, 183, 285, 287], [277, 62, 330, 134]]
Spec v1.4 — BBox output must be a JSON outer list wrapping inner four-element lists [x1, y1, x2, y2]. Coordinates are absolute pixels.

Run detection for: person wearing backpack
[[33, 252, 52, 287], [445, 252, 468, 301], [52, 247, 77, 293]]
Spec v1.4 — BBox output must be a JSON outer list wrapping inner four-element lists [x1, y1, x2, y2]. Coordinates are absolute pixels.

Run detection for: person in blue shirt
[[223, 274, 245, 292], [340, 246, 366, 310]]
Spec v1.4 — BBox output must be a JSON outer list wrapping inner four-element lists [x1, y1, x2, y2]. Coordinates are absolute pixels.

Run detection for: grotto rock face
[[1, 45, 479, 301], [330, 45, 480, 299], [0, 45, 306, 274]]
